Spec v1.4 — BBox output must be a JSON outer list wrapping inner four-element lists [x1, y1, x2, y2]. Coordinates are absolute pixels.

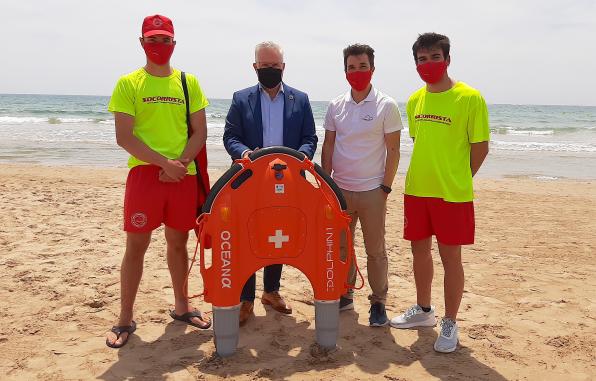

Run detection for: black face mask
[[257, 67, 283, 89]]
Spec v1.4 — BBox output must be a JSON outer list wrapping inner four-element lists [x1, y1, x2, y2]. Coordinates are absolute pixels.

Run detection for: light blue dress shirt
[[259, 83, 285, 147]]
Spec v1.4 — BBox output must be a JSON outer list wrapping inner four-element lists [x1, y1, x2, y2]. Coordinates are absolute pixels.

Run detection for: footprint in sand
[[467, 324, 510, 341], [544, 334, 596, 357]]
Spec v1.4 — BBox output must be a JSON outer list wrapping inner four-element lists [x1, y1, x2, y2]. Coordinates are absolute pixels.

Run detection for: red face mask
[[143, 42, 175, 65], [416, 61, 448, 84], [346, 70, 372, 91]]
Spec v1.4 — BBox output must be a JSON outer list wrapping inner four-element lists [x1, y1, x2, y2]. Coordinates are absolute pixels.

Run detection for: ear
[[281, 63, 286, 72], [139, 37, 144, 47], [371, 66, 375, 74], [253, 63, 258, 71], [446, 55, 451, 66]]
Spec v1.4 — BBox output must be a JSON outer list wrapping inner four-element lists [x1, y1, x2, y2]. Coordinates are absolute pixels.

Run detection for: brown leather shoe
[[261, 291, 292, 314], [239, 301, 254, 326]]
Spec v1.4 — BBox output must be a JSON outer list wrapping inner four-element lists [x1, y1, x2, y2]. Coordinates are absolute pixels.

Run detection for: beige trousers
[[341, 187, 388, 304]]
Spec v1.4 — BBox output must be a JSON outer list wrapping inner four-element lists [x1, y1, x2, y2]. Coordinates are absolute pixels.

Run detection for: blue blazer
[[223, 83, 318, 160]]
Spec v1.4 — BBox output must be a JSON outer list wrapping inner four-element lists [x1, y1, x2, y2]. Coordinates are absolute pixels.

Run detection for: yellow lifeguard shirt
[[405, 82, 490, 202], [108, 68, 208, 175]]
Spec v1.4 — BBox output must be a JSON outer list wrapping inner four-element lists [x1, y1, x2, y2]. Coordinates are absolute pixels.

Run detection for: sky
[[2, 0, 596, 106]]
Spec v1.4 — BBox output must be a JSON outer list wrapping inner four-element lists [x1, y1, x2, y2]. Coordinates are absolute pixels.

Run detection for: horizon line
[[1, 93, 595, 108]]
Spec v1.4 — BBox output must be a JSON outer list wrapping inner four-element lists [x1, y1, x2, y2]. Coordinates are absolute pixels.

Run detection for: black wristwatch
[[380, 184, 392, 194]]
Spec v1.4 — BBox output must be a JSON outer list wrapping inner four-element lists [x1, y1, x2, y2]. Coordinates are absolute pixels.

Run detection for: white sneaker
[[390, 304, 436, 329], [434, 317, 459, 353]]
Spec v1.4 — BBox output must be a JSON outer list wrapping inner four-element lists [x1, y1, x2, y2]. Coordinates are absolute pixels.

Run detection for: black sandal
[[169, 310, 212, 329], [105, 320, 137, 348]]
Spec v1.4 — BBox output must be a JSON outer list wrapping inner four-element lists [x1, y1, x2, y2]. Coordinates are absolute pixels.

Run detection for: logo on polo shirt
[[415, 114, 452, 126], [362, 114, 374, 121]]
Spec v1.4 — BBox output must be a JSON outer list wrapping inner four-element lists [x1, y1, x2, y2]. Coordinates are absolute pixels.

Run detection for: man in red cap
[[105, 14, 211, 348]]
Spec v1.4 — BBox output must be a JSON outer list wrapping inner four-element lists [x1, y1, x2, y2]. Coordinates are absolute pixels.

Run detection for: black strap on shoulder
[[181, 71, 191, 136], [181, 71, 207, 210]]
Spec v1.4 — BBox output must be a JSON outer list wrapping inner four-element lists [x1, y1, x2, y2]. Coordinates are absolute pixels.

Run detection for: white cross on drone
[[268, 229, 289, 249]]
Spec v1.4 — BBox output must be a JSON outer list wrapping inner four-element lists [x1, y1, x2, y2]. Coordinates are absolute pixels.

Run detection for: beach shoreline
[[1, 95, 596, 181], [1, 163, 594, 380], [3, 142, 596, 181]]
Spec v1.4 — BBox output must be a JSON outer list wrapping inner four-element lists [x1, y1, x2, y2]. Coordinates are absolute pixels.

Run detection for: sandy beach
[[0, 163, 594, 380]]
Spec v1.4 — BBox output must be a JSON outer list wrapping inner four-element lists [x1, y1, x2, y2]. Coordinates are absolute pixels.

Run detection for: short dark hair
[[412, 33, 450, 62], [343, 44, 375, 71]]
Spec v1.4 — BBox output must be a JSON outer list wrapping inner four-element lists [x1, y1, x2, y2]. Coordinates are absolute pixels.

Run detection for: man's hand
[[158, 170, 177, 182], [159, 157, 193, 182], [160, 159, 187, 182], [242, 147, 259, 159]]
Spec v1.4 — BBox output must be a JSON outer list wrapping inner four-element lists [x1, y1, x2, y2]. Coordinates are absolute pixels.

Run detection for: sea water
[[1, 94, 595, 179]]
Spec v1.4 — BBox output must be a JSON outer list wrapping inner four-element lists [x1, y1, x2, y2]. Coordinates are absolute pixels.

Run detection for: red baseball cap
[[142, 14, 174, 38]]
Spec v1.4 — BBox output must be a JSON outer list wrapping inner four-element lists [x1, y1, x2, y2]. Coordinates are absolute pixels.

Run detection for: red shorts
[[123, 165, 198, 233], [403, 194, 475, 245]]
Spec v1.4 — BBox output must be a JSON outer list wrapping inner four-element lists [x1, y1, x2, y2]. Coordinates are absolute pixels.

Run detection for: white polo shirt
[[324, 87, 403, 192]]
